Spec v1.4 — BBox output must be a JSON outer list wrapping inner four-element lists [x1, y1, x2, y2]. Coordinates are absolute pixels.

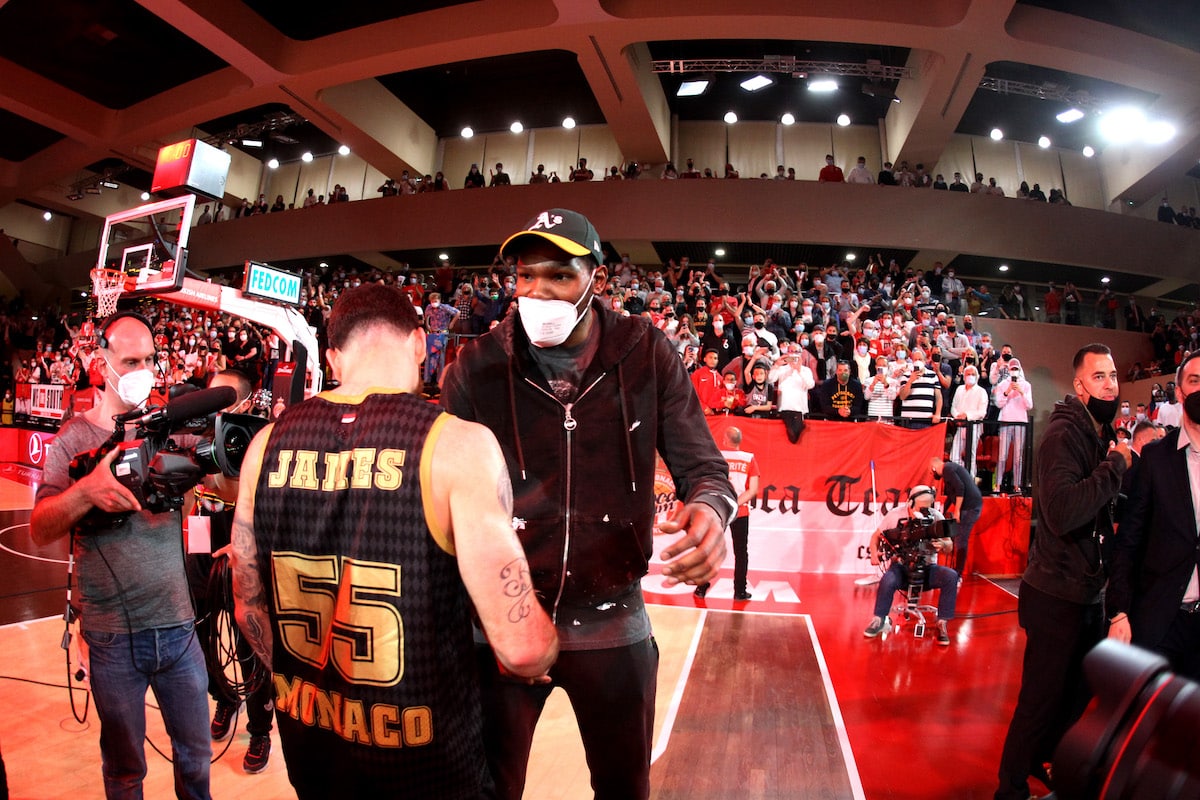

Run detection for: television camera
[[879, 512, 949, 574], [68, 385, 267, 526]]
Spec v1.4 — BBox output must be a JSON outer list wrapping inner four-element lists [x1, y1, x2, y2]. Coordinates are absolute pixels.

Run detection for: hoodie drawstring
[[616, 361, 637, 493], [507, 358, 527, 480]]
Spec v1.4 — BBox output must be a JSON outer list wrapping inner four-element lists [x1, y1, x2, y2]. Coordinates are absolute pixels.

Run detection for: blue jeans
[[873, 561, 958, 620], [83, 623, 211, 800]]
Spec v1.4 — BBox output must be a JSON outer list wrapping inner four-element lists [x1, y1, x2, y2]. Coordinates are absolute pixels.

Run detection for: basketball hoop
[[91, 268, 127, 318]]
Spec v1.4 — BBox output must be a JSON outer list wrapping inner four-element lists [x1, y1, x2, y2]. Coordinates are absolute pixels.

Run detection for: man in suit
[[1107, 352, 1200, 681]]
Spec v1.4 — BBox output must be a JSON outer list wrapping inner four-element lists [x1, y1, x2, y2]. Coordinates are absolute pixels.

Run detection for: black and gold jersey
[[253, 389, 489, 798]]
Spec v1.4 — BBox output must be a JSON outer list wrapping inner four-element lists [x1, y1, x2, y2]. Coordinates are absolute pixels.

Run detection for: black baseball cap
[[501, 208, 605, 267]]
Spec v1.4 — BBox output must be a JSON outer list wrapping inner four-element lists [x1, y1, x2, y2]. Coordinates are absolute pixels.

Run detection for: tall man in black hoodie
[[443, 208, 736, 800], [994, 343, 1131, 800]]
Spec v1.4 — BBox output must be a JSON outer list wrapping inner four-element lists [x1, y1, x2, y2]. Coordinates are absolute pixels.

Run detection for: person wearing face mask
[[949, 364, 989, 474], [863, 355, 900, 423], [442, 209, 736, 800], [1115, 399, 1136, 432], [805, 325, 842, 383], [992, 359, 1033, 494], [1107, 352, 1200, 682], [770, 343, 816, 442], [994, 343, 1131, 800], [422, 292, 460, 390], [812, 359, 866, 421], [699, 312, 741, 370], [31, 314, 213, 799], [897, 347, 943, 429]]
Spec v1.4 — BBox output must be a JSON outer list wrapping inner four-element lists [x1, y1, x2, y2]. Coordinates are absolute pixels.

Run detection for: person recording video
[[30, 312, 212, 800], [862, 485, 959, 646]]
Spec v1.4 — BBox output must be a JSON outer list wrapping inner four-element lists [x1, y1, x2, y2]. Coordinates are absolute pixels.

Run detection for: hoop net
[[91, 268, 127, 318]]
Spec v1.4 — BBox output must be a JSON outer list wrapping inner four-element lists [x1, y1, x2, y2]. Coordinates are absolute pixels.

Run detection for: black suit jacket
[[1108, 428, 1200, 650]]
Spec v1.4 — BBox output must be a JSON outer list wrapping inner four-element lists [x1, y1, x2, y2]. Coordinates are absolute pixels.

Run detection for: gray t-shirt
[[37, 415, 195, 633]]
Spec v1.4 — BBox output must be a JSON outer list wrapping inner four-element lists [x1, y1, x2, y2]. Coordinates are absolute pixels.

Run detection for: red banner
[[652, 418, 945, 574]]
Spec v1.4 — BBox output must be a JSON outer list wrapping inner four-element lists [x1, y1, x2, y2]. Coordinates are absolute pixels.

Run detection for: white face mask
[[106, 359, 155, 407], [517, 277, 594, 348], [965, 375, 978, 386]]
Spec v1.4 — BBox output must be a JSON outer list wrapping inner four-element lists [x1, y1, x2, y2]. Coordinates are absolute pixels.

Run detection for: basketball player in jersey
[[231, 284, 558, 799]]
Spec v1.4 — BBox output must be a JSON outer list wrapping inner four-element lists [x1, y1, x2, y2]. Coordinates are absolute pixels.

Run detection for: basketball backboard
[[96, 194, 196, 297]]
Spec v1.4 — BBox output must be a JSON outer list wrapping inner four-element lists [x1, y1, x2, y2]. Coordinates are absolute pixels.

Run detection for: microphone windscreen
[[163, 385, 236, 426]]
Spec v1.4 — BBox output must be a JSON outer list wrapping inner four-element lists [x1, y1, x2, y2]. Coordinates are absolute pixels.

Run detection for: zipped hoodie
[[1024, 395, 1127, 605], [442, 299, 735, 620]]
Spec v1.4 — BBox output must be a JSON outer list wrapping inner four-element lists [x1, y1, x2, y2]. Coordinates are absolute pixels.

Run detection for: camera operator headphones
[[96, 311, 154, 350], [908, 484, 936, 507]]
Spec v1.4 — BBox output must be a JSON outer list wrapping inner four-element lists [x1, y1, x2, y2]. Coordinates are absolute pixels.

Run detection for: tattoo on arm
[[231, 517, 274, 667], [500, 557, 535, 624]]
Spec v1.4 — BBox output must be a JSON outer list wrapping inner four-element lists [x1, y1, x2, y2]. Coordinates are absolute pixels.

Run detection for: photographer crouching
[[31, 313, 212, 800]]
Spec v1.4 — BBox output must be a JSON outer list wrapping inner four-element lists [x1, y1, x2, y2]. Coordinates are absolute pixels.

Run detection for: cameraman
[[31, 314, 210, 799], [862, 485, 958, 646]]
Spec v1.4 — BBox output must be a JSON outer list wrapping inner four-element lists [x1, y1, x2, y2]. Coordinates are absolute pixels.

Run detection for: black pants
[[730, 515, 750, 593], [187, 552, 274, 736], [477, 637, 658, 800], [1155, 608, 1200, 682], [780, 411, 805, 443], [995, 582, 1103, 800]]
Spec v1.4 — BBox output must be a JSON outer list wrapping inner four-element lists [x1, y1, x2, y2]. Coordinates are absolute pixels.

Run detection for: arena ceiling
[[1, 0, 1199, 300]]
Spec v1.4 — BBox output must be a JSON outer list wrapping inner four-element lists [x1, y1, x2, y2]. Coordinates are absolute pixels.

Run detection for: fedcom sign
[[243, 261, 302, 305]]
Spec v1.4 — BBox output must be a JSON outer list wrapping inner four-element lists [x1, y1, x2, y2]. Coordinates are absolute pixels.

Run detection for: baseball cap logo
[[531, 211, 564, 231]]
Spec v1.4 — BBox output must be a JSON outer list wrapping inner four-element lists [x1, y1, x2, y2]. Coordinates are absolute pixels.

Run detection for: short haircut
[[1131, 420, 1157, 441], [724, 426, 743, 446], [209, 368, 253, 398], [1177, 351, 1200, 385], [1072, 343, 1112, 372], [327, 284, 419, 350]]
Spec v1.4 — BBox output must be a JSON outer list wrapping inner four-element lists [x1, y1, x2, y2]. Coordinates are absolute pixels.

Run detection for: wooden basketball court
[[0, 466, 1031, 799]]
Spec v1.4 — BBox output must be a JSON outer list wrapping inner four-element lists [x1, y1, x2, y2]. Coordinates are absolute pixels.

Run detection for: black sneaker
[[693, 583, 709, 599], [243, 734, 271, 774], [936, 620, 951, 646], [733, 591, 752, 601], [210, 702, 237, 741]]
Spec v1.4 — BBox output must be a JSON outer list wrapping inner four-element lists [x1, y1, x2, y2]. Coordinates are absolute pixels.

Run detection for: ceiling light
[[780, 112, 796, 126], [836, 114, 851, 127], [1082, 146, 1095, 158], [80, 291, 88, 298], [1100, 276, 1111, 284], [845, 253, 856, 261], [1143, 120, 1176, 145], [1056, 108, 1085, 124], [319, 261, 329, 268], [1038, 136, 1051, 149], [100, 179, 120, 190], [301, 152, 314, 163], [998, 264, 1009, 272], [1099, 106, 1146, 144], [242, 138, 264, 148], [42, 211, 52, 221], [461, 126, 474, 139], [438, 253, 449, 261], [714, 248, 726, 257], [338, 144, 351, 156], [510, 122, 524, 134], [740, 75, 774, 92], [562, 116, 576, 129], [990, 128, 1004, 141], [267, 158, 279, 169], [808, 79, 838, 93], [724, 111, 738, 124], [677, 80, 709, 97], [140, 191, 150, 201]]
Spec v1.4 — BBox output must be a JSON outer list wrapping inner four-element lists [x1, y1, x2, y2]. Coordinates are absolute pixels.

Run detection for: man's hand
[[1109, 440, 1133, 469], [79, 448, 141, 514], [657, 502, 727, 586], [1107, 616, 1132, 644]]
